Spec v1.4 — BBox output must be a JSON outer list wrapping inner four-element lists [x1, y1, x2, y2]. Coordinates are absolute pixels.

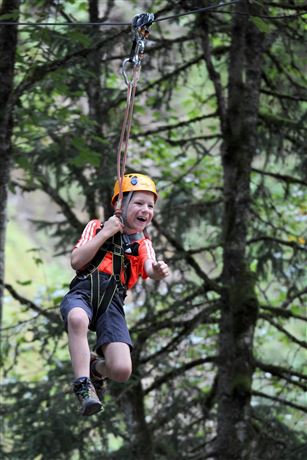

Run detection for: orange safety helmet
[[112, 173, 158, 205]]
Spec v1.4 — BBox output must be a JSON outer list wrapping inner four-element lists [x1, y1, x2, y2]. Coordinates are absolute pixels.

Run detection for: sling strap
[[89, 231, 124, 328], [74, 229, 142, 329]]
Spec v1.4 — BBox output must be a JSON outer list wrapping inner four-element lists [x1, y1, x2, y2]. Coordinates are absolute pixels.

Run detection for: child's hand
[[151, 260, 169, 280], [102, 215, 124, 238]]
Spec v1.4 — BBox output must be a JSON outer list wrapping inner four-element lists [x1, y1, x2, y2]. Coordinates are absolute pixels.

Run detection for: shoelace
[[75, 378, 91, 398]]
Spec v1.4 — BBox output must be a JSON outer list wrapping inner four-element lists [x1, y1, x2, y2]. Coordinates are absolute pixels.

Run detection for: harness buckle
[[113, 244, 123, 256]]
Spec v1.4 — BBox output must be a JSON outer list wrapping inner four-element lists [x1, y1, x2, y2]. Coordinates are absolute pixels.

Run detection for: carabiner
[[122, 58, 132, 86], [121, 12, 154, 86]]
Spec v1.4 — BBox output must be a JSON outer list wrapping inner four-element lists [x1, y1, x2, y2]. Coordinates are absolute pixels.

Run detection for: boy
[[60, 173, 169, 416]]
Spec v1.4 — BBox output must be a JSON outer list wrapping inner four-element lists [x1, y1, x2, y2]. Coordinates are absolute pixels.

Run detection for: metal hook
[[122, 58, 135, 86], [121, 12, 154, 86]]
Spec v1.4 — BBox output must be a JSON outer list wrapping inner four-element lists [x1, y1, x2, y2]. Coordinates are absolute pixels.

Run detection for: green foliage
[[251, 406, 307, 460], [2, 1, 306, 459], [251, 17, 271, 34]]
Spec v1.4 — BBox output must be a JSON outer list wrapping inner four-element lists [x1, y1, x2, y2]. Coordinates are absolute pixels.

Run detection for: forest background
[[0, 1, 306, 460]]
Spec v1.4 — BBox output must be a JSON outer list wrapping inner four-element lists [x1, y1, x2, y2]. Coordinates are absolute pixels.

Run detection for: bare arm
[[71, 216, 123, 271], [144, 259, 169, 280]]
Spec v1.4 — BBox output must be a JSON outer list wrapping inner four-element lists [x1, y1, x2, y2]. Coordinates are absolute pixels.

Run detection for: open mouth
[[137, 216, 146, 222]]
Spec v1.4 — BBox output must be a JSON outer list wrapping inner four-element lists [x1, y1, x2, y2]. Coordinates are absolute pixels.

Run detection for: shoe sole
[[82, 400, 103, 416]]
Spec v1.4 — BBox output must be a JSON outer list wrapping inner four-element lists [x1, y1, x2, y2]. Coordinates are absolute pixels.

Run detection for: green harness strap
[[88, 232, 124, 328], [75, 230, 143, 329]]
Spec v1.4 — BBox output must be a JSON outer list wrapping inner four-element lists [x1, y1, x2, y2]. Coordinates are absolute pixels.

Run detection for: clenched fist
[[145, 259, 169, 280]]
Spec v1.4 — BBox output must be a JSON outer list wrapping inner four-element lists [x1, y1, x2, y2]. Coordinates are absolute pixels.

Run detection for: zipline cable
[[0, 1, 305, 27]]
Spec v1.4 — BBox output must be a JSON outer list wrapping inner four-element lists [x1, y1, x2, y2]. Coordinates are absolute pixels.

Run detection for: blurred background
[[1, 1, 306, 459]]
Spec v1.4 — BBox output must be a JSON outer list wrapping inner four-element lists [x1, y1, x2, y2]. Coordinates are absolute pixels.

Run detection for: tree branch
[[264, 2, 307, 11], [145, 356, 217, 394], [252, 390, 307, 413], [247, 235, 307, 252], [197, 16, 226, 133], [166, 134, 222, 147], [280, 287, 307, 309], [34, 175, 84, 233], [152, 219, 222, 294], [266, 50, 306, 90], [255, 359, 307, 391], [261, 88, 307, 102], [135, 55, 204, 99], [12, 28, 126, 103], [139, 304, 219, 365], [3, 283, 59, 323], [132, 111, 218, 138], [260, 313, 307, 349], [260, 304, 306, 322], [252, 167, 307, 187]]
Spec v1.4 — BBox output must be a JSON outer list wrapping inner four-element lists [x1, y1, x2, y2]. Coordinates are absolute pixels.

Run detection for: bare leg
[[96, 342, 132, 382], [67, 308, 90, 378]]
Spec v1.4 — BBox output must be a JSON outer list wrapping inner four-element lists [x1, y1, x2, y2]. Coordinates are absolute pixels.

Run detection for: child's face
[[125, 191, 155, 233]]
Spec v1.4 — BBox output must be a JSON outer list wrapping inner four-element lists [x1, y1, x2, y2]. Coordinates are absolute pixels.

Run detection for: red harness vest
[[74, 219, 156, 289]]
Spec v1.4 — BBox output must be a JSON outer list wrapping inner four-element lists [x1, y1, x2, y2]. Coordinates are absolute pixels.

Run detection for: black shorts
[[60, 273, 132, 351]]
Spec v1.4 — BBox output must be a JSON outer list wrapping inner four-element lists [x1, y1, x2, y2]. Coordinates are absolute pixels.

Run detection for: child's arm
[[71, 216, 123, 271], [144, 259, 169, 280]]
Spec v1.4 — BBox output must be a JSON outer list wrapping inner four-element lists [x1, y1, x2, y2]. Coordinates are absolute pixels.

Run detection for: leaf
[[70, 150, 100, 167], [70, 137, 101, 167], [33, 257, 43, 266], [14, 155, 33, 173], [68, 31, 91, 47], [16, 280, 33, 286], [252, 17, 270, 33], [26, 248, 43, 253], [0, 10, 20, 21]]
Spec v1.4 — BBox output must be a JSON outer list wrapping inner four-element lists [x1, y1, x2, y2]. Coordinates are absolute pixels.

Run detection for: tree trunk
[[127, 380, 154, 460], [216, 2, 265, 459], [0, 0, 20, 344]]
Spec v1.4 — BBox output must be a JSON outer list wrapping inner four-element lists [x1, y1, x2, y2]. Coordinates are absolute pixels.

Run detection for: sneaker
[[73, 376, 102, 416], [90, 352, 108, 401]]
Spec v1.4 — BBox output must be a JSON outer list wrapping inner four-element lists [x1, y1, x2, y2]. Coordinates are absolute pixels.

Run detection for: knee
[[110, 362, 132, 383], [67, 309, 89, 334]]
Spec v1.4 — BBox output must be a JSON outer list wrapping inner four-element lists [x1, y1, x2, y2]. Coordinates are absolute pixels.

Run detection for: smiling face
[[124, 191, 155, 234]]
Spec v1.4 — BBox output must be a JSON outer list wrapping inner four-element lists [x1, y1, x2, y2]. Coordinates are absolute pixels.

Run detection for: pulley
[[122, 12, 154, 86]]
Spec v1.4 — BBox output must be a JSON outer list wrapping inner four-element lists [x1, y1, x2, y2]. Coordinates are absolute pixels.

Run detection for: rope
[[113, 14, 152, 218], [114, 66, 140, 218]]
